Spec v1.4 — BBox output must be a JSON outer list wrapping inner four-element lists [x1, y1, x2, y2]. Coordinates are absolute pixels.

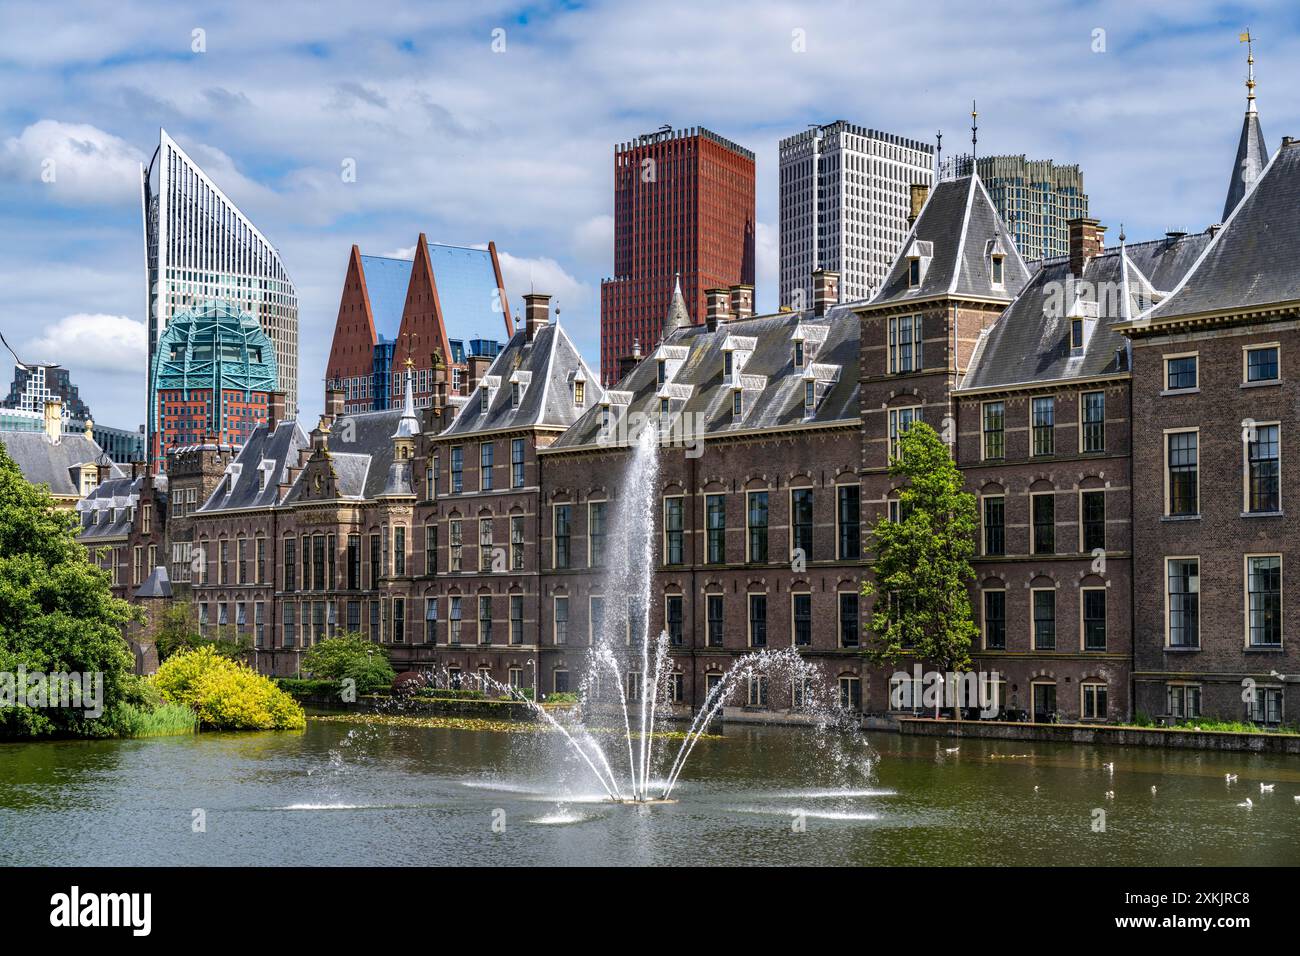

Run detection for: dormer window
[[481, 388, 490, 414], [991, 254, 1005, 287], [108, 507, 115, 523], [1071, 319, 1084, 350], [657, 359, 667, 387], [908, 258, 921, 287], [794, 340, 805, 368], [511, 383, 521, 408], [659, 397, 670, 417], [723, 351, 734, 377], [804, 380, 815, 410], [731, 389, 743, 418], [599, 404, 611, 433], [574, 381, 585, 406]]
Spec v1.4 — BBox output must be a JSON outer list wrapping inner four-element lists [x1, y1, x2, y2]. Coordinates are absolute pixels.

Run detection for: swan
[[1239, 797, 1254, 809], [1261, 783, 1275, 793]]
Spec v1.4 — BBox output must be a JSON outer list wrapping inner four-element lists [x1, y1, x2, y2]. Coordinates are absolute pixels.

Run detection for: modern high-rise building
[[940, 154, 1087, 261], [1, 360, 92, 421], [149, 301, 278, 461], [599, 126, 755, 383], [779, 122, 934, 306], [325, 235, 510, 415], [141, 128, 298, 468]]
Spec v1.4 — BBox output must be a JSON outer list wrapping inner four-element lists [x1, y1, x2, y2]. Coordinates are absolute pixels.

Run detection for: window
[[1081, 490, 1105, 552], [394, 526, 406, 576], [141, 503, 152, 534], [746, 492, 768, 563], [1031, 493, 1055, 554], [1082, 683, 1107, 720], [1165, 354, 1198, 390], [790, 489, 813, 560], [731, 389, 743, 418], [981, 402, 1005, 460], [1083, 588, 1106, 650], [1166, 431, 1199, 516], [1081, 391, 1105, 452], [511, 516, 525, 571], [392, 598, 405, 644], [839, 676, 862, 712], [574, 380, 585, 406], [1070, 318, 1084, 350], [1167, 558, 1200, 648], [450, 446, 463, 493], [1246, 555, 1282, 647], [422, 527, 435, 577], [663, 497, 684, 565], [472, 518, 489, 572], [553, 671, 570, 695], [449, 519, 462, 572], [1032, 589, 1056, 650], [907, 258, 921, 287], [1031, 397, 1055, 456], [888, 406, 920, 459], [1168, 683, 1201, 719], [511, 438, 525, 488], [554, 596, 569, 645], [803, 379, 815, 410], [666, 595, 683, 646], [837, 485, 860, 560], [425, 464, 435, 500], [1246, 423, 1280, 513], [748, 675, 769, 707], [588, 502, 606, 567], [706, 494, 726, 564], [254, 601, 265, 647], [1245, 345, 1279, 383], [748, 594, 767, 647], [449, 596, 462, 645], [706, 595, 724, 647], [553, 505, 571, 569], [369, 533, 381, 585], [838, 592, 859, 647], [983, 590, 1006, 649], [589, 596, 604, 644], [283, 537, 296, 591], [478, 595, 493, 644], [312, 534, 325, 590], [1249, 687, 1283, 725], [794, 340, 805, 368], [888, 315, 922, 373], [218, 539, 229, 585], [983, 496, 1005, 556], [792, 593, 812, 646], [369, 600, 380, 641], [420, 598, 436, 643], [480, 442, 494, 491], [255, 536, 266, 585], [510, 595, 523, 645], [282, 603, 296, 648]]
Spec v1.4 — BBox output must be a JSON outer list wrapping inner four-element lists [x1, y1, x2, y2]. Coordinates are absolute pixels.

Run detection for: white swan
[[1225, 773, 1238, 783], [1261, 783, 1276, 793], [1239, 797, 1254, 809]]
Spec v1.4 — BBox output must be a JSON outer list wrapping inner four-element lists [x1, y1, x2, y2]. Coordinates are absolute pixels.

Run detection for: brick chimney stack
[[466, 354, 492, 395], [523, 293, 551, 341], [908, 183, 930, 227], [812, 269, 840, 317], [324, 387, 344, 422], [1068, 218, 1105, 278], [728, 284, 754, 321], [705, 288, 730, 332], [267, 391, 286, 431]]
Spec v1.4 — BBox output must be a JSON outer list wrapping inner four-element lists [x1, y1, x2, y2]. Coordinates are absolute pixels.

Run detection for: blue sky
[[1, 0, 1297, 430]]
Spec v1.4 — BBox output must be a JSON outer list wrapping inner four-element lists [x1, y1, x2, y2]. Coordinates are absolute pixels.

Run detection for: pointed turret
[[392, 358, 420, 443], [663, 273, 692, 337], [1223, 30, 1270, 222]]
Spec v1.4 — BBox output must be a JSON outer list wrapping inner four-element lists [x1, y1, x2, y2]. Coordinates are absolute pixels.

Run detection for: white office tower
[[140, 129, 299, 435], [779, 122, 934, 306]]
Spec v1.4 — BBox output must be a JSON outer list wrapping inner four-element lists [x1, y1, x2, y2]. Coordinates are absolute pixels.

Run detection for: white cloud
[[0, 120, 144, 204], [24, 313, 147, 375], [494, 251, 592, 318], [572, 214, 614, 266]]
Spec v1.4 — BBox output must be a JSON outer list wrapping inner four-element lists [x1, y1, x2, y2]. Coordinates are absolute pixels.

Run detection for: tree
[[862, 422, 979, 718], [0, 440, 138, 737], [300, 633, 395, 695], [152, 645, 305, 730], [155, 601, 251, 662]]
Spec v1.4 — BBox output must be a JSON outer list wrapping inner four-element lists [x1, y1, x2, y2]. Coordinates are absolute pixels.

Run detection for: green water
[[1, 718, 1297, 866]]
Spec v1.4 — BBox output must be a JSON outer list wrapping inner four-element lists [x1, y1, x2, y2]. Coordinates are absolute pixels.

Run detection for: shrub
[[300, 634, 395, 694], [111, 701, 200, 738], [153, 646, 305, 730]]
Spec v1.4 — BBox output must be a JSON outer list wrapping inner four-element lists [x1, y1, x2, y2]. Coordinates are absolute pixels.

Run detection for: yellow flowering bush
[[152, 646, 305, 731]]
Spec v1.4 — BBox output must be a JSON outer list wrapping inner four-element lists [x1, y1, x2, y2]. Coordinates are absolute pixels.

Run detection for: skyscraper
[[600, 127, 755, 384], [779, 122, 933, 306], [940, 154, 1087, 261], [141, 128, 298, 468]]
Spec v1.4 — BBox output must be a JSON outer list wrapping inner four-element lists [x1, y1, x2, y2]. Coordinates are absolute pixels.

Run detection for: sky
[[1, 0, 1297, 432]]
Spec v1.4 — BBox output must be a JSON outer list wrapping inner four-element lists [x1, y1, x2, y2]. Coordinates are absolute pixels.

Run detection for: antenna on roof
[[935, 129, 942, 178], [1240, 28, 1258, 112]]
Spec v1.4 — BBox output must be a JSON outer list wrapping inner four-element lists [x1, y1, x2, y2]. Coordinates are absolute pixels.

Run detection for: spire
[[391, 357, 419, 439], [1222, 31, 1269, 222], [970, 101, 978, 162], [1118, 224, 1134, 325], [662, 272, 691, 337]]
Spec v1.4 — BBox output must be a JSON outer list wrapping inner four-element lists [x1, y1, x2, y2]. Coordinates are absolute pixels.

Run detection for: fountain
[[409, 426, 867, 803]]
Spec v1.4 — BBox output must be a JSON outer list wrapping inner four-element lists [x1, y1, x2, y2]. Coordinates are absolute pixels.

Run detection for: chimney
[[96, 458, 113, 484], [617, 339, 643, 382], [908, 184, 930, 227], [131, 461, 147, 480], [84, 417, 94, 439], [324, 387, 344, 422], [523, 293, 551, 341], [43, 398, 62, 444], [812, 269, 840, 317], [466, 354, 492, 395], [728, 284, 754, 321], [705, 288, 730, 332], [266, 391, 286, 431], [1068, 218, 1104, 278]]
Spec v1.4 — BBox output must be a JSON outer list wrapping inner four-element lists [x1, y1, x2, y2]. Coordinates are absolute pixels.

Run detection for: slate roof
[[961, 229, 1212, 392], [1142, 139, 1300, 323], [1, 431, 123, 498], [444, 321, 602, 436], [1223, 109, 1269, 223], [76, 474, 144, 540], [551, 305, 860, 450], [872, 175, 1032, 305], [197, 420, 308, 512], [279, 408, 407, 504], [135, 566, 173, 598]]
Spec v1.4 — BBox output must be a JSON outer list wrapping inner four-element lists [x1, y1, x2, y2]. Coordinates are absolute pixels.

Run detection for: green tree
[[0, 440, 138, 737], [154, 601, 251, 662], [300, 633, 395, 695], [862, 422, 979, 718]]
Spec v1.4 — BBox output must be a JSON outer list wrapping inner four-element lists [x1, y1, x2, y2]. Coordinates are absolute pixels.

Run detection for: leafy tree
[[862, 422, 979, 718], [0, 440, 138, 737], [155, 601, 251, 662], [300, 633, 395, 695]]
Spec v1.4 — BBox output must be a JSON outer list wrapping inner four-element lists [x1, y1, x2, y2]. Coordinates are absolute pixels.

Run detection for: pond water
[[1, 716, 1297, 866]]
